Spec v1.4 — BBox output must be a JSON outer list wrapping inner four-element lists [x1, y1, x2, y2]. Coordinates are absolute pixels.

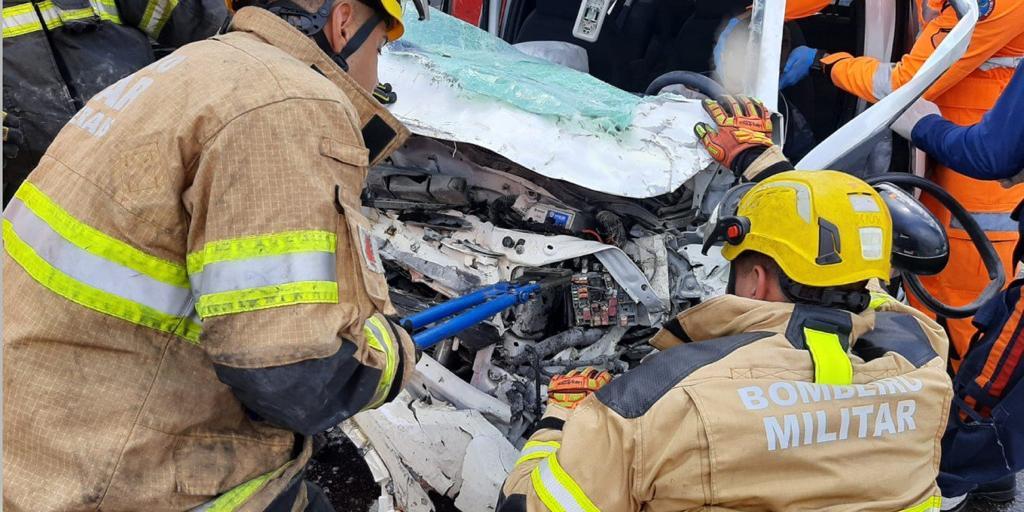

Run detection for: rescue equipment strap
[[187, 230, 338, 319], [3, 183, 201, 343], [899, 496, 943, 512], [803, 327, 854, 385], [530, 453, 600, 512], [363, 315, 399, 410], [515, 441, 561, 466], [2, 0, 120, 38]]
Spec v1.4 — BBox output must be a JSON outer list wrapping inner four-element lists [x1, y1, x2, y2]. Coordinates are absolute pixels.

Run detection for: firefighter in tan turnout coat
[[2, 0, 424, 510], [499, 168, 955, 511]]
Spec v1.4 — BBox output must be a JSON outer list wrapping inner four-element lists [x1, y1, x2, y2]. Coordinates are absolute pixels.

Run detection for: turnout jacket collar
[[228, 7, 409, 166], [656, 294, 875, 350]]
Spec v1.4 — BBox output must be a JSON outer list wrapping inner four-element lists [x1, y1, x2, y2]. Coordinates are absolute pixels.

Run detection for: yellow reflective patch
[[869, 291, 896, 311], [531, 463, 569, 512], [3, 220, 200, 343], [206, 462, 291, 512], [139, 0, 178, 38], [363, 315, 398, 410], [15, 182, 188, 288], [195, 280, 338, 318], [803, 327, 853, 385], [56, 6, 94, 21], [187, 230, 337, 274], [899, 496, 942, 512], [546, 453, 600, 512], [515, 441, 561, 466]]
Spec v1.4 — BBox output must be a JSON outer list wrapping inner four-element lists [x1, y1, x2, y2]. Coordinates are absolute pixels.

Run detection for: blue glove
[[780, 46, 818, 90]]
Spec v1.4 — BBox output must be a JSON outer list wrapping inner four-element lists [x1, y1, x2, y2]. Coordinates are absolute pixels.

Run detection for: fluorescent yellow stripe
[[516, 441, 561, 466], [187, 230, 336, 274], [3, 3, 36, 15], [15, 182, 188, 288], [531, 464, 569, 512], [869, 291, 896, 311], [900, 496, 942, 512], [206, 462, 291, 512], [363, 315, 398, 410], [546, 454, 600, 512], [804, 327, 854, 386], [56, 6, 93, 21], [139, 0, 178, 38], [4, 220, 200, 343], [195, 281, 338, 318]]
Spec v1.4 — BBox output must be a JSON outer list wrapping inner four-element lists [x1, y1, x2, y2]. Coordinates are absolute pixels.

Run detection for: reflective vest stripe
[[803, 327, 854, 386], [516, 441, 561, 466], [949, 211, 1018, 233], [186, 230, 337, 274], [6, 198, 192, 315], [2, 0, 119, 38], [187, 230, 338, 319], [16, 181, 188, 288], [900, 496, 942, 512], [139, 0, 178, 39], [363, 315, 399, 410], [189, 251, 336, 296], [872, 62, 897, 101], [194, 281, 338, 319], [3, 219, 201, 343], [530, 453, 600, 512], [979, 56, 1024, 72]]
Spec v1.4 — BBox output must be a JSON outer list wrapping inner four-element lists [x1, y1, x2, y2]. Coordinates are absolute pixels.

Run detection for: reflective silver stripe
[[141, 0, 177, 38], [6, 198, 193, 316], [872, 62, 895, 100], [534, 455, 589, 512], [520, 444, 558, 459], [979, 56, 1024, 72], [189, 252, 336, 297], [950, 211, 1018, 232]]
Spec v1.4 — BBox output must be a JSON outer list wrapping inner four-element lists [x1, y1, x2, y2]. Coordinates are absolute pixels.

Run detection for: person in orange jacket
[[782, 0, 1024, 365]]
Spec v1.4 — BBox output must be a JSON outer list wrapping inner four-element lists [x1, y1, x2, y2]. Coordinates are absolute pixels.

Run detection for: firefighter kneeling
[[498, 166, 954, 510]]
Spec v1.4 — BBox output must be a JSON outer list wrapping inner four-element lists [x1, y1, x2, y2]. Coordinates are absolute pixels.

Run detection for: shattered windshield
[[387, 9, 641, 131]]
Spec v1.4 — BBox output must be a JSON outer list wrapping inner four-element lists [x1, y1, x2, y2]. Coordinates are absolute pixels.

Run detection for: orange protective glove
[[547, 367, 613, 410], [694, 95, 774, 170]]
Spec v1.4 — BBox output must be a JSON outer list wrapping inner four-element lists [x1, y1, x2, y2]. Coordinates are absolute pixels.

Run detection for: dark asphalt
[[964, 472, 1024, 512]]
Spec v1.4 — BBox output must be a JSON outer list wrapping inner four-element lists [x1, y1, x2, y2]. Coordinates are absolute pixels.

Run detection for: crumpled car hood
[[379, 9, 714, 199]]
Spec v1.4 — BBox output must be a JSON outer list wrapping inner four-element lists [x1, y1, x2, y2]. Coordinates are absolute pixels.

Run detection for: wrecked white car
[[330, 0, 980, 510]]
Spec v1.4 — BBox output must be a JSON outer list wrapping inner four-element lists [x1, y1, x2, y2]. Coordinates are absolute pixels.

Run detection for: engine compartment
[[364, 135, 733, 441]]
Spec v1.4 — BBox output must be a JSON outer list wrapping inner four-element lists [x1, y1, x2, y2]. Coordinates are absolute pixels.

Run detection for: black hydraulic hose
[[866, 173, 1005, 318], [644, 71, 727, 100]]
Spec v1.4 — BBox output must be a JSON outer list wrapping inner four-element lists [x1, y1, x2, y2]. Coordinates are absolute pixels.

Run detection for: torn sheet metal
[[347, 390, 518, 512], [379, 13, 714, 199]]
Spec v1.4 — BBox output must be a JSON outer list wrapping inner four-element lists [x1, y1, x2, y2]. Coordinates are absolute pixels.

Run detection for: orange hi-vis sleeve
[[827, 0, 1024, 103]]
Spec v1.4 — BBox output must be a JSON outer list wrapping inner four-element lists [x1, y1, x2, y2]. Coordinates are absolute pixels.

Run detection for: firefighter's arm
[[117, 0, 226, 46], [827, 5, 1024, 102], [498, 397, 642, 511], [185, 99, 413, 436], [784, 0, 831, 21]]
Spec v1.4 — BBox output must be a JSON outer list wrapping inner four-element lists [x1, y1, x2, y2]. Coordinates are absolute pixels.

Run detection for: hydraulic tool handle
[[412, 283, 541, 349], [400, 282, 512, 331], [868, 173, 1006, 318]]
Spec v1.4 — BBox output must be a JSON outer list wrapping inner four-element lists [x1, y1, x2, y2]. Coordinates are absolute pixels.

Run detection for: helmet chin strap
[[312, 11, 381, 71], [265, 0, 382, 72]]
